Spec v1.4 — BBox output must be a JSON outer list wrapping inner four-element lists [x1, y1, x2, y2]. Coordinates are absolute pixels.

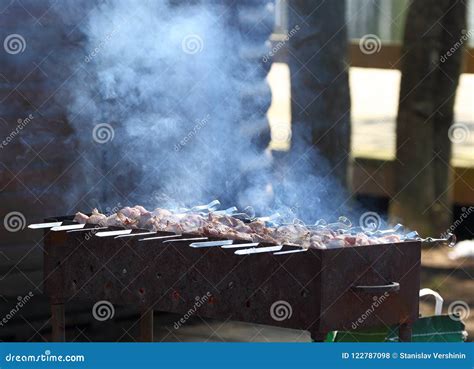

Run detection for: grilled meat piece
[[105, 212, 138, 227], [119, 206, 141, 219], [88, 209, 107, 225], [208, 213, 243, 228], [74, 212, 89, 224], [201, 224, 254, 242]]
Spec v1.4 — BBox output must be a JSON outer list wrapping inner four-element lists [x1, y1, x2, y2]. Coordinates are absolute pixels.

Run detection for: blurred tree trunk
[[287, 0, 351, 187], [389, 0, 467, 236]]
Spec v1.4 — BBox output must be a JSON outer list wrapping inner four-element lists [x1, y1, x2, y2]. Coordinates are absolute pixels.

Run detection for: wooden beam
[[349, 42, 474, 74], [287, 0, 351, 186], [352, 157, 474, 206], [349, 43, 403, 70], [270, 39, 474, 73]]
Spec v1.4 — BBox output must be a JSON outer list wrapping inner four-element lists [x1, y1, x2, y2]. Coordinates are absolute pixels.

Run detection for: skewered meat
[[74, 212, 89, 224], [119, 206, 141, 219], [73, 206, 402, 249], [88, 209, 107, 225]]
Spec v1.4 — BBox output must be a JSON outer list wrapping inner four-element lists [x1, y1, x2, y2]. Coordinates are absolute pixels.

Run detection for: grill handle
[[352, 282, 400, 294]]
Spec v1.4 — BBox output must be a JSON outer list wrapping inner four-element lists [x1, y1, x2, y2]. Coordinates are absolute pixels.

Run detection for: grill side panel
[[318, 241, 421, 332]]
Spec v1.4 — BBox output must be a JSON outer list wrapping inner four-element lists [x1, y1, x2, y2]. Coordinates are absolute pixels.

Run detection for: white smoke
[[43, 0, 357, 223]]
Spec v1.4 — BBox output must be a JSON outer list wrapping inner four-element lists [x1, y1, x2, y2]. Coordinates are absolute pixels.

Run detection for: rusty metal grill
[[40, 215, 421, 342]]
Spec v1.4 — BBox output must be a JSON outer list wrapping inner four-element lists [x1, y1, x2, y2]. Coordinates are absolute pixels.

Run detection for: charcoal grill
[[38, 215, 422, 342]]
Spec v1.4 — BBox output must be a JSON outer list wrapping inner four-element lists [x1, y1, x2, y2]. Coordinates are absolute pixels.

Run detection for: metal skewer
[[139, 234, 182, 242], [221, 242, 260, 249], [51, 224, 86, 231], [404, 232, 456, 247], [189, 240, 233, 248], [67, 226, 108, 233], [95, 230, 133, 237], [28, 222, 63, 229], [213, 207, 238, 216], [189, 200, 221, 213], [273, 248, 307, 255], [163, 237, 208, 244], [115, 231, 156, 239], [235, 245, 283, 255]]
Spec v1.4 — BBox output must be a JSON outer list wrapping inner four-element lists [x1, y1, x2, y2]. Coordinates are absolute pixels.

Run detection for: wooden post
[[389, 0, 467, 236], [288, 0, 351, 187], [50, 303, 66, 342], [139, 308, 154, 342]]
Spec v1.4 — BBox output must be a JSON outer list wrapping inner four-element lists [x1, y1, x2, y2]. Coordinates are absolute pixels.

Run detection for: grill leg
[[51, 303, 65, 342], [398, 323, 412, 342], [139, 308, 154, 342], [310, 331, 327, 342]]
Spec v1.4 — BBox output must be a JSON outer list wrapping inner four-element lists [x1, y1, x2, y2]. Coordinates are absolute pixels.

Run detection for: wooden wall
[[0, 1, 89, 339]]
